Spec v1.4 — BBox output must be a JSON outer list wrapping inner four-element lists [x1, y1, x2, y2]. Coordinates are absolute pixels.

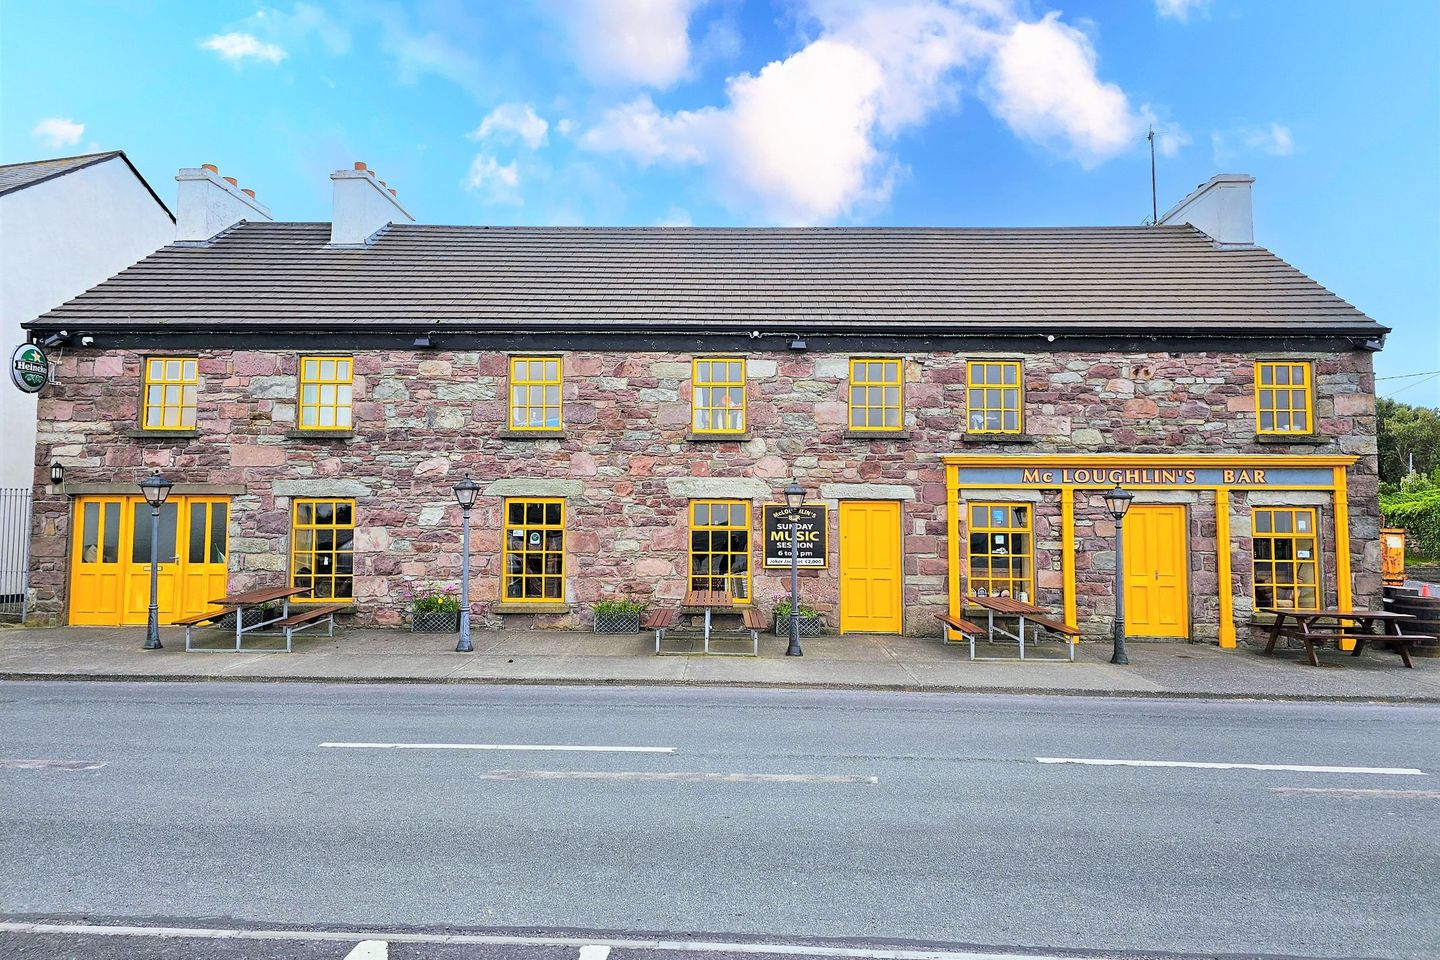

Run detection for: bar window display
[[504, 498, 565, 602], [1252, 507, 1319, 610], [689, 500, 751, 602], [290, 499, 355, 600], [967, 502, 1033, 602]]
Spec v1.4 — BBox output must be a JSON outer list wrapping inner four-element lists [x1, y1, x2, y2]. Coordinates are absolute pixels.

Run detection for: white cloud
[[656, 206, 693, 226], [31, 117, 85, 149], [984, 13, 1141, 168], [468, 103, 549, 150], [1212, 121, 1296, 161], [581, 96, 711, 166], [555, 118, 576, 137], [201, 32, 288, 64], [463, 154, 523, 205], [251, 3, 351, 55], [556, 0, 700, 89], [1155, 0, 1209, 21]]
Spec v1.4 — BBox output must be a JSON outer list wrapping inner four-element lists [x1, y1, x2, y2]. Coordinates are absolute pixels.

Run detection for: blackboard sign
[[762, 503, 828, 569]]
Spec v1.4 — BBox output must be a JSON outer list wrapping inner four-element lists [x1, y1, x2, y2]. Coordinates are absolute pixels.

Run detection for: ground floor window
[[290, 499, 354, 601], [1252, 507, 1319, 610], [967, 502, 1033, 602], [504, 498, 565, 601], [690, 500, 750, 602]]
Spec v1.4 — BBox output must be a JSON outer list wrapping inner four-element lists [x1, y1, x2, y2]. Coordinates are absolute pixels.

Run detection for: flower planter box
[[773, 613, 824, 637], [411, 610, 459, 633], [594, 610, 643, 634]]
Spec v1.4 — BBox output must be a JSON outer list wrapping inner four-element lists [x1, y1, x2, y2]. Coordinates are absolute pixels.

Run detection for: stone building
[[21, 165, 1388, 646]]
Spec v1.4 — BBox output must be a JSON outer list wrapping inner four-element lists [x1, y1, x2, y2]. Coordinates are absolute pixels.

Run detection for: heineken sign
[[10, 343, 49, 394]]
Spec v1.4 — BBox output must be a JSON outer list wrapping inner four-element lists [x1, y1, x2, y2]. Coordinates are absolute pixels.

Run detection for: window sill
[[498, 429, 568, 440], [493, 602, 571, 615], [1253, 433, 1327, 445], [285, 429, 354, 440], [962, 432, 1035, 444], [686, 431, 752, 442], [844, 429, 910, 440], [122, 428, 199, 439]]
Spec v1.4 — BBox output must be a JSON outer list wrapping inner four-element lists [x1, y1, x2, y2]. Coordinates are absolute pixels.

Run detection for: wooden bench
[[936, 612, 982, 644], [646, 607, 680, 654], [735, 607, 765, 656], [1351, 631, 1432, 669], [177, 607, 239, 651], [272, 604, 344, 652]]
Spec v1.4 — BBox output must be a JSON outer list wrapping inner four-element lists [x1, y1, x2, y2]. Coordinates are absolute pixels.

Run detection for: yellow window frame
[[692, 357, 747, 433], [689, 499, 751, 604], [503, 498, 566, 602], [967, 502, 1034, 602], [289, 498, 355, 602], [966, 360, 1023, 434], [142, 356, 199, 430], [298, 355, 354, 430], [1252, 506, 1320, 611], [508, 356, 563, 431], [1255, 361, 1314, 434], [848, 358, 904, 431]]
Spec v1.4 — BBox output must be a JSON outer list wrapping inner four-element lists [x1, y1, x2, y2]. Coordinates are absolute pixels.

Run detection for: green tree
[[1377, 399, 1440, 487]]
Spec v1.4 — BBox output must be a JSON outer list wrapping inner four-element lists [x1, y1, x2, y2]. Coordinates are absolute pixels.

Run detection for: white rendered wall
[[0, 158, 174, 489]]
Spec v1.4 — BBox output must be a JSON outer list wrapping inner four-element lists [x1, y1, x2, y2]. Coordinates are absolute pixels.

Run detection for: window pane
[[189, 502, 207, 563], [182, 360, 196, 380], [211, 504, 228, 562], [165, 360, 181, 381], [81, 503, 99, 562]]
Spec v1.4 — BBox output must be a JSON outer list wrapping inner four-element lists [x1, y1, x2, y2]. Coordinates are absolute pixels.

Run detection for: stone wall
[[28, 346, 1381, 638]]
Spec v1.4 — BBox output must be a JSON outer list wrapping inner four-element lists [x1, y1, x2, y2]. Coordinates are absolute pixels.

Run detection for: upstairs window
[[967, 360, 1022, 433], [299, 356, 353, 430], [142, 357, 198, 429], [967, 502, 1033, 603], [692, 358, 746, 433], [1253, 507, 1319, 611], [290, 499, 354, 602], [1255, 361, 1313, 434], [848, 358, 903, 431], [509, 356, 563, 431]]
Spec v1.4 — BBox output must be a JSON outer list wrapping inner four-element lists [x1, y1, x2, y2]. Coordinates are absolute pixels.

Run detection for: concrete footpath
[[1, 623, 1436, 701]]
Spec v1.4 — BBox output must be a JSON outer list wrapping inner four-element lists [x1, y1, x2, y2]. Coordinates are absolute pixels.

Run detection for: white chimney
[[175, 164, 272, 242], [1158, 173, 1255, 247], [329, 161, 415, 247]]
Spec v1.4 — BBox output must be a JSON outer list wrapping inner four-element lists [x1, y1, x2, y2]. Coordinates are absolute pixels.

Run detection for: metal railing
[[0, 488, 33, 621]]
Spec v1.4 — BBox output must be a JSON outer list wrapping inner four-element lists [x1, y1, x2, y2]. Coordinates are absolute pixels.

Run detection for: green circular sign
[[10, 343, 49, 394]]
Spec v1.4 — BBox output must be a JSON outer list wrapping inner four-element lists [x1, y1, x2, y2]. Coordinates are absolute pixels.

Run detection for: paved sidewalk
[[1, 623, 1435, 701]]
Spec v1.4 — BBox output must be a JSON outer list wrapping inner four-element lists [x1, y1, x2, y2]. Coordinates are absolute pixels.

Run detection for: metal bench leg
[[1018, 615, 1027, 660], [969, 628, 975, 661], [185, 624, 193, 652]]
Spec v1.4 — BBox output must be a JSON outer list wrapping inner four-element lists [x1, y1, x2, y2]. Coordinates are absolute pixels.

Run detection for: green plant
[[1381, 476, 1440, 563], [594, 597, 649, 615], [401, 582, 461, 615], [773, 598, 820, 618]]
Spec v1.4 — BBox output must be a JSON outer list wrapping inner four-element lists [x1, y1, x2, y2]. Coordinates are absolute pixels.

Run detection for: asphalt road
[[0, 682, 1436, 960]]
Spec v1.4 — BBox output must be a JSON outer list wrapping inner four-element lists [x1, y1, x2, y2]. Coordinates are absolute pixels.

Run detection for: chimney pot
[[241, 188, 256, 198], [388, 189, 397, 197], [223, 176, 238, 186], [354, 161, 366, 171], [201, 163, 218, 173]]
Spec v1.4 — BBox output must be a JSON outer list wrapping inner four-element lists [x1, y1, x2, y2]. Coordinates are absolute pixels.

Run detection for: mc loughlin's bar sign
[[955, 463, 1339, 489]]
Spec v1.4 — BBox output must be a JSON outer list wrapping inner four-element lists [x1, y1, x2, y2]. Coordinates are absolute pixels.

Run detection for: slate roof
[[0, 150, 174, 219], [26, 221, 1384, 338]]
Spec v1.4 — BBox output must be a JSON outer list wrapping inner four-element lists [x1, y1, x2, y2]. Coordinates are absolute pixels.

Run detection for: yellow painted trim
[[965, 359, 1024, 434], [688, 498, 753, 605], [1216, 490, 1236, 648], [1061, 489, 1076, 632], [140, 355, 199, 430], [943, 453, 1358, 469], [690, 356, 747, 434], [508, 355, 564, 431], [1334, 467, 1352, 646], [847, 357, 904, 431], [1254, 360, 1315, 436], [946, 464, 961, 622], [501, 497, 567, 603], [297, 354, 354, 431], [289, 497, 356, 603]]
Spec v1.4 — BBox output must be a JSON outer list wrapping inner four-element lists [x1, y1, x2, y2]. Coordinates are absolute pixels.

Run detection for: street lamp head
[[783, 478, 804, 509], [1103, 484, 1133, 521], [139, 472, 173, 508], [452, 475, 481, 511]]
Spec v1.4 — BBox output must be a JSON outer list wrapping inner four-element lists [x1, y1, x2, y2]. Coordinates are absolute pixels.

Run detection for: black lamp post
[[783, 478, 805, 657], [1103, 484, 1134, 665], [453, 476, 481, 653], [139, 472, 172, 650]]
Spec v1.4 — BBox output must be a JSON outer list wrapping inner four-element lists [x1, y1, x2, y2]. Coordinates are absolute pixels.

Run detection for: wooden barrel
[[1386, 595, 1440, 657]]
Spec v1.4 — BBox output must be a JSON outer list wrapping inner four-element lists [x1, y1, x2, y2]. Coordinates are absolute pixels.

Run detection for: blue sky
[[3, 0, 1437, 403]]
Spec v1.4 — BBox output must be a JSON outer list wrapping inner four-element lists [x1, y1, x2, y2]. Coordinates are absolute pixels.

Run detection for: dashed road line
[[0, 759, 105, 770], [579, 946, 612, 960], [1270, 787, 1440, 798], [345, 941, 388, 959], [1035, 757, 1425, 775], [320, 742, 676, 754], [474, 770, 879, 785]]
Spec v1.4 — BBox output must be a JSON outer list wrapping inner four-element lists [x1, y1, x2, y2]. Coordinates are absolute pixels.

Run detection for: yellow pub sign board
[[954, 462, 1337, 489]]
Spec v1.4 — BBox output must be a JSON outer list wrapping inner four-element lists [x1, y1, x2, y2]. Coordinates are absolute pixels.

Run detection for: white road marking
[[476, 770, 879, 785], [345, 941, 388, 960], [320, 742, 675, 754], [579, 945, 612, 960], [1036, 757, 1425, 776], [0, 921, 1074, 960], [0, 759, 105, 770], [1270, 787, 1440, 798]]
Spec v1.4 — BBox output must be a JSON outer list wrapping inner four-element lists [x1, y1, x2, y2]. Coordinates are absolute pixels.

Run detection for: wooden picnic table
[[966, 593, 1079, 661], [1262, 608, 1418, 668], [187, 585, 311, 652], [683, 590, 733, 648]]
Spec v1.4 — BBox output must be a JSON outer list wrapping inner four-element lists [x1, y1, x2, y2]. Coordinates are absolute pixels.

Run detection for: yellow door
[[179, 498, 230, 619], [69, 498, 125, 625], [839, 501, 903, 634], [123, 499, 181, 625], [1123, 504, 1189, 638]]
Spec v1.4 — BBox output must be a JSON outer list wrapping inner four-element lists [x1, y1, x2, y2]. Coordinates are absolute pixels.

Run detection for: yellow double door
[[69, 496, 230, 626], [1123, 504, 1190, 639]]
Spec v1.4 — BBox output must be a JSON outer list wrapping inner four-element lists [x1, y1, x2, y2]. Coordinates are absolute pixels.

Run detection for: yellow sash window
[[142, 357, 198, 429], [1255, 361, 1313, 434], [848, 358, 903, 430], [290, 499, 355, 601], [692, 358, 746, 433], [689, 500, 750, 603], [509, 357, 563, 430], [966, 360, 1023, 433], [1253, 507, 1320, 610], [967, 502, 1033, 602], [503, 499, 565, 601], [298, 356, 353, 430]]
